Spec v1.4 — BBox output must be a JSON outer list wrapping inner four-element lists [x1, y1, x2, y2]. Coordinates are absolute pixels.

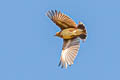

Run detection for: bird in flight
[[46, 10, 87, 69]]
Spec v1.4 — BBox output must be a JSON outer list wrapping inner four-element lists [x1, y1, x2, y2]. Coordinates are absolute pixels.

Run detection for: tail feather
[[77, 22, 87, 40], [77, 23, 85, 30], [79, 34, 87, 39]]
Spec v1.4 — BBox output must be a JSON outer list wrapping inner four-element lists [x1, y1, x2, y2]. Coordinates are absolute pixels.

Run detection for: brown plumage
[[46, 10, 87, 69], [47, 10, 77, 30]]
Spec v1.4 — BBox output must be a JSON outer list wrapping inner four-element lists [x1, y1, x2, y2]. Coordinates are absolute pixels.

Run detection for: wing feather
[[59, 37, 80, 68], [46, 10, 77, 30]]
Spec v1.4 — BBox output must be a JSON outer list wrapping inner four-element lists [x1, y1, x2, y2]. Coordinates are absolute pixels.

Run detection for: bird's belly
[[59, 28, 83, 39], [61, 34, 73, 39], [60, 29, 76, 39]]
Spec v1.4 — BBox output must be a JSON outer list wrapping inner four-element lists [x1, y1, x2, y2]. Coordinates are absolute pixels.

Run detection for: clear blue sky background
[[0, 0, 120, 80]]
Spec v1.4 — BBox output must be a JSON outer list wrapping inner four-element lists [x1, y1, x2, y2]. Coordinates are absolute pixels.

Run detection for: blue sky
[[0, 0, 120, 80]]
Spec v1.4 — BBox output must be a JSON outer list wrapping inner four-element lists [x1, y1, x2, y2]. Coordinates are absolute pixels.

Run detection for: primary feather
[[58, 37, 80, 68], [46, 10, 77, 30]]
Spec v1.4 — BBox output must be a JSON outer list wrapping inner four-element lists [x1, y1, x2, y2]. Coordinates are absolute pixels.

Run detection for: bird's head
[[54, 32, 60, 37]]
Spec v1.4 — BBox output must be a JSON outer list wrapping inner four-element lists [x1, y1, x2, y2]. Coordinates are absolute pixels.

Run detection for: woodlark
[[46, 10, 87, 69]]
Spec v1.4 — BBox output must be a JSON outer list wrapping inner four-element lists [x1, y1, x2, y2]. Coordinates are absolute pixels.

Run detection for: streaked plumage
[[46, 10, 87, 69]]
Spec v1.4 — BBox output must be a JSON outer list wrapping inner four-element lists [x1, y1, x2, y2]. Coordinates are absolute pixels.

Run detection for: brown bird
[[46, 10, 87, 68]]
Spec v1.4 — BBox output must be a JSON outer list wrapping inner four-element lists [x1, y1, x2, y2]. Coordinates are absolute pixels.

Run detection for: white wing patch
[[58, 37, 80, 68]]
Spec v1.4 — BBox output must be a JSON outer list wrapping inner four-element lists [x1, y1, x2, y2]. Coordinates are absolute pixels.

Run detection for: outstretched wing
[[46, 10, 77, 30], [58, 37, 80, 68]]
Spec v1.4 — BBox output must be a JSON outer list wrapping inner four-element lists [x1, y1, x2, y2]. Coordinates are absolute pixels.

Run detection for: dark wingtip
[[61, 63, 64, 68], [58, 60, 65, 69], [46, 10, 55, 19], [58, 60, 61, 67], [51, 10, 54, 15]]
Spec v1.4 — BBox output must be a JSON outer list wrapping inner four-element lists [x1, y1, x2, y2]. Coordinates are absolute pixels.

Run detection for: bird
[[46, 10, 87, 69]]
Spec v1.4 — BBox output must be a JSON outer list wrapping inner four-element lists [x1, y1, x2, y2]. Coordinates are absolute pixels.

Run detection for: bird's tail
[[77, 22, 87, 40]]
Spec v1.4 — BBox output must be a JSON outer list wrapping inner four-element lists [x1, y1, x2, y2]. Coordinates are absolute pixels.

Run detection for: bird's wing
[[46, 10, 77, 30], [58, 37, 80, 68]]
